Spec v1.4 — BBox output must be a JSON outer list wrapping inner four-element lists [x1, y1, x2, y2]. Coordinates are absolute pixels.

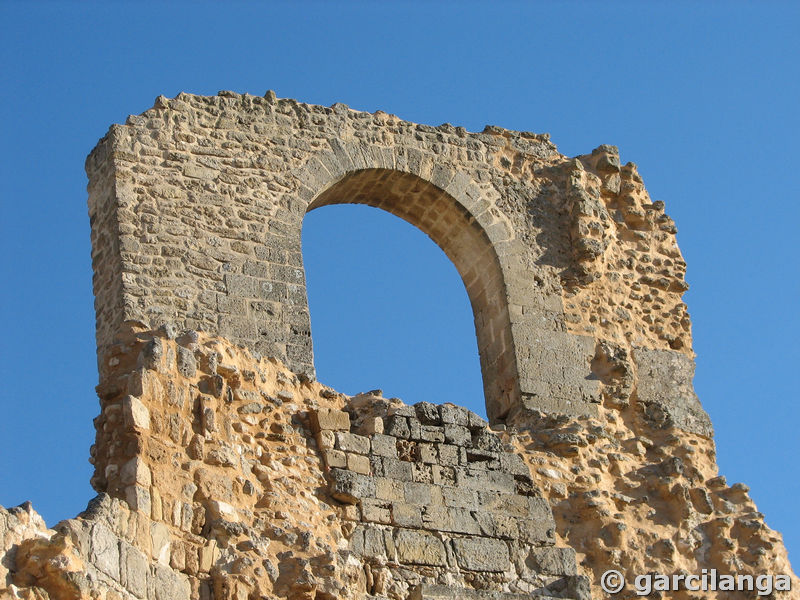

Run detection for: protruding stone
[[310, 408, 350, 433]]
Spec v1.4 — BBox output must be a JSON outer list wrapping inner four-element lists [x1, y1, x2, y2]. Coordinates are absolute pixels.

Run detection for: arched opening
[[302, 204, 485, 415], [303, 168, 518, 421]]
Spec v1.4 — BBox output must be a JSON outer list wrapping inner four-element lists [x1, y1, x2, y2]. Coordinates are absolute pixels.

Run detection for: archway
[[305, 168, 518, 422], [302, 204, 485, 413]]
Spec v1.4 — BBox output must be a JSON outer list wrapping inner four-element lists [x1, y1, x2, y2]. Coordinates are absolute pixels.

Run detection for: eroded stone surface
[[1, 95, 795, 600], [86, 92, 703, 428], [1, 330, 797, 599]]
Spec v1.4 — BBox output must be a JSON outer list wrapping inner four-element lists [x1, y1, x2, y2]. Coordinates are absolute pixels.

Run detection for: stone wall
[[2, 328, 795, 599], [1, 94, 795, 600], [85, 92, 702, 428], [87, 325, 589, 599], [1, 496, 190, 600]]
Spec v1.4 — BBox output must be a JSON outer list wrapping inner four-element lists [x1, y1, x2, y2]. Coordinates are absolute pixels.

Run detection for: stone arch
[[87, 98, 602, 424], [295, 148, 522, 422]]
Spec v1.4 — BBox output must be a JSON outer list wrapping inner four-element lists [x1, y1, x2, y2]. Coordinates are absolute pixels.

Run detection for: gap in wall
[[302, 204, 486, 418]]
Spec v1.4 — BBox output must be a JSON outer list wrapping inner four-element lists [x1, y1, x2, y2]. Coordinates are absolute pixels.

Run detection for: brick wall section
[[311, 403, 588, 597], [85, 92, 707, 432]]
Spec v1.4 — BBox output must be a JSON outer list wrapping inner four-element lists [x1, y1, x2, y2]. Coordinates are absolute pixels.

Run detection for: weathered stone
[[323, 449, 347, 469], [90, 521, 121, 580], [381, 458, 413, 481], [444, 424, 471, 446], [346, 453, 371, 475], [371, 433, 397, 457], [415, 443, 437, 464], [120, 540, 149, 598], [176, 346, 197, 378], [524, 546, 577, 576], [198, 540, 217, 573], [452, 537, 509, 572], [385, 415, 410, 439], [316, 429, 336, 450], [414, 402, 441, 425], [391, 503, 423, 528], [206, 445, 239, 468], [395, 530, 447, 566], [633, 347, 713, 437], [2, 92, 787, 600], [151, 562, 191, 600], [419, 425, 445, 443], [125, 485, 152, 515], [439, 404, 469, 426], [437, 444, 460, 466], [472, 431, 502, 452], [403, 482, 433, 505], [123, 395, 151, 430], [360, 499, 391, 524], [310, 408, 350, 432], [335, 431, 371, 454], [151, 521, 171, 565], [121, 458, 151, 487], [328, 468, 375, 504]]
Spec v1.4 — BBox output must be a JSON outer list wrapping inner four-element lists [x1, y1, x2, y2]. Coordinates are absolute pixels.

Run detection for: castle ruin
[[1, 91, 796, 599]]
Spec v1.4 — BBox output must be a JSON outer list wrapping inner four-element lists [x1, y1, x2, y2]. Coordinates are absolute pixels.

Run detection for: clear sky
[[1, 0, 798, 569]]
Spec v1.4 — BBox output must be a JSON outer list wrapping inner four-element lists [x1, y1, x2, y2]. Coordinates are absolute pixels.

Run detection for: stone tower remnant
[[1, 91, 795, 600]]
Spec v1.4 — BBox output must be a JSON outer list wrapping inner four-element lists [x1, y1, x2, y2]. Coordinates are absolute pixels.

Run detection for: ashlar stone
[[395, 530, 447, 567]]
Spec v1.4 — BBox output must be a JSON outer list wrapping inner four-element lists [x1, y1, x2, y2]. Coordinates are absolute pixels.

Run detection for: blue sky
[[1, 0, 798, 568]]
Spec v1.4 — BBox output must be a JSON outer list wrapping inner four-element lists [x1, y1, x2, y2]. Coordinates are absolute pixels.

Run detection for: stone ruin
[[1, 91, 796, 599]]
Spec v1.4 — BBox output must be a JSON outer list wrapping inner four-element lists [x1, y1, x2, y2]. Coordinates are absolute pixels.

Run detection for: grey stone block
[[388, 405, 415, 417], [90, 522, 121, 581], [444, 424, 471, 446], [408, 585, 557, 600], [381, 458, 413, 481], [472, 431, 502, 452], [404, 482, 433, 505], [120, 540, 149, 598], [223, 273, 257, 297], [328, 468, 375, 504], [467, 411, 488, 430], [391, 502, 423, 528], [350, 525, 392, 559], [176, 346, 196, 378], [414, 402, 441, 425], [442, 486, 477, 509], [633, 347, 713, 437], [456, 468, 515, 493], [499, 452, 530, 477], [371, 434, 397, 457], [385, 415, 410, 438], [150, 563, 191, 600], [477, 491, 529, 518], [395, 530, 447, 566], [452, 537, 510, 572], [439, 404, 469, 426], [475, 511, 519, 539], [525, 546, 577, 576], [415, 442, 437, 464], [407, 417, 422, 440], [437, 444, 460, 466], [419, 425, 445, 443]]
